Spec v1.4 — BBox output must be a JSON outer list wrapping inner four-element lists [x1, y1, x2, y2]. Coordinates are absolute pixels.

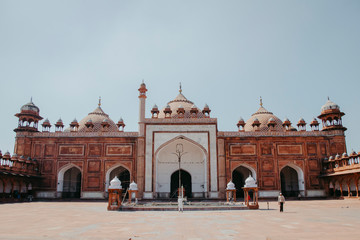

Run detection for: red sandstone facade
[[0, 83, 353, 200]]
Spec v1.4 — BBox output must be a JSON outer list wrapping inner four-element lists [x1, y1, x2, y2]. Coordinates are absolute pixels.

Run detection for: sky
[[0, 0, 359, 154]]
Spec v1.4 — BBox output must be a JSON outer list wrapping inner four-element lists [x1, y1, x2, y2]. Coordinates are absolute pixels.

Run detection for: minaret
[[138, 81, 147, 136]]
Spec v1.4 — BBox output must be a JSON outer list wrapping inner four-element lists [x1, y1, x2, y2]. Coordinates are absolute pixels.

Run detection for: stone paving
[[0, 199, 359, 240]]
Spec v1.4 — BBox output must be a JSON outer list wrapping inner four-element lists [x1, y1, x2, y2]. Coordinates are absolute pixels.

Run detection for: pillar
[[217, 139, 226, 199]]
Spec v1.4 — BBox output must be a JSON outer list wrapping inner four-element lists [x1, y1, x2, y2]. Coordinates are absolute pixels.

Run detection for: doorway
[[170, 170, 192, 198], [280, 166, 299, 197], [62, 167, 81, 198]]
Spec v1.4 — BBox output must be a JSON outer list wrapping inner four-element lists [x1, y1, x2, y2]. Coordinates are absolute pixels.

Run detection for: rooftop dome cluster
[[152, 86, 211, 119]]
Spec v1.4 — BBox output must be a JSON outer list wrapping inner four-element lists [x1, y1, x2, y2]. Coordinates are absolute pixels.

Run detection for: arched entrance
[[155, 136, 207, 199], [232, 165, 255, 198], [108, 166, 130, 192], [280, 166, 299, 197], [170, 169, 192, 198], [334, 181, 341, 197], [62, 167, 81, 198], [12, 180, 20, 199]]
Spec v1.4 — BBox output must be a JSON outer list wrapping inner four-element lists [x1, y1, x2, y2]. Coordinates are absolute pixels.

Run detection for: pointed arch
[[154, 135, 208, 198], [105, 164, 131, 192], [57, 164, 82, 192], [232, 163, 257, 180], [154, 135, 207, 157], [280, 163, 305, 192]]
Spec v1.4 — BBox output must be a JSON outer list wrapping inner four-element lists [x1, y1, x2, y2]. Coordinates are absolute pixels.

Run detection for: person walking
[[278, 192, 285, 212]]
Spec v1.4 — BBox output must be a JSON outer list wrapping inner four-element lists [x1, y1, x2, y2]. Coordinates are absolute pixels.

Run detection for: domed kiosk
[[107, 176, 122, 211], [242, 175, 259, 209], [226, 180, 237, 202]]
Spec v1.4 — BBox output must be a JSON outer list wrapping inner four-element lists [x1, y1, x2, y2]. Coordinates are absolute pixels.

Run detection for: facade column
[[217, 138, 226, 199], [340, 181, 343, 197], [136, 138, 145, 198]]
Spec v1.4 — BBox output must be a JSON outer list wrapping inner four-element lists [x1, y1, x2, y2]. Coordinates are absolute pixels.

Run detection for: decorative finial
[[327, 96, 330, 101], [260, 96, 263, 107], [98, 96, 101, 107], [142, 79, 144, 84], [179, 82, 182, 93], [30, 97, 33, 103]]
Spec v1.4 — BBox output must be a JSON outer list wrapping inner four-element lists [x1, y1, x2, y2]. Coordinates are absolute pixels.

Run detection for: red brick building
[[0, 83, 350, 200]]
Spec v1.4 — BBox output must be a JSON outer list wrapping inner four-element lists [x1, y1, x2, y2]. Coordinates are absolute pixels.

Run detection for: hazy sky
[[0, 1, 359, 154]]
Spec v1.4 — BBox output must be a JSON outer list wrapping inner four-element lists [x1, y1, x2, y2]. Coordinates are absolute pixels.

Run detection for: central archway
[[155, 136, 207, 199], [170, 169, 192, 198]]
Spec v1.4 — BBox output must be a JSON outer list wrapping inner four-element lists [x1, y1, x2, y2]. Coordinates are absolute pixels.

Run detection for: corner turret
[[14, 98, 43, 132]]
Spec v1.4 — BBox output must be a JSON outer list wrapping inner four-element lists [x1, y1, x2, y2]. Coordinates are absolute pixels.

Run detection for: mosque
[[1, 82, 358, 200]]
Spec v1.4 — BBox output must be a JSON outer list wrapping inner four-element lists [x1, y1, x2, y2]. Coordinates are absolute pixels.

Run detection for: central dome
[[64, 105, 118, 132], [158, 91, 202, 118], [244, 105, 284, 132], [77, 106, 118, 132]]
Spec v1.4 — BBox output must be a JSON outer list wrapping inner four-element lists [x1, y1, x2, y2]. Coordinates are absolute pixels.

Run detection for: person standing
[[278, 193, 285, 212], [178, 196, 184, 212]]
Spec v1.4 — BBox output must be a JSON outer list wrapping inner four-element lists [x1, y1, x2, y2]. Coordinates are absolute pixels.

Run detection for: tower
[[318, 98, 346, 131], [14, 98, 43, 132]]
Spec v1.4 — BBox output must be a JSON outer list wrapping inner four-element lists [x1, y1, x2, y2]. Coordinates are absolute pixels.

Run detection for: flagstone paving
[[0, 199, 359, 240]]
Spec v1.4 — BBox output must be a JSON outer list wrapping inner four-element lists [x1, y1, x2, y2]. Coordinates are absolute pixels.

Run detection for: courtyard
[[0, 199, 359, 240]]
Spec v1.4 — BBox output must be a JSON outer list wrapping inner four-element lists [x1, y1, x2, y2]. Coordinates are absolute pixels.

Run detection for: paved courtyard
[[0, 199, 359, 240]]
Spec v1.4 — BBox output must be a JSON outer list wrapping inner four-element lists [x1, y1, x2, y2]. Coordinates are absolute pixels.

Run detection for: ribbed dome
[[321, 99, 340, 112], [21, 99, 40, 113], [78, 106, 117, 132], [245, 106, 284, 132], [158, 92, 203, 118], [66, 106, 118, 132]]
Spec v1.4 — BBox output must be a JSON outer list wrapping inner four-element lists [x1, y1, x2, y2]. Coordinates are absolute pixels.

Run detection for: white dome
[[158, 92, 204, 118], [21, 99, 40, 113], [129, 181, 138, 191], [244, 175, 257, 188], [245, 106, 284, 132], [226, 181, 236, 190], [66, 106, 118, 132], [109, 176, 122, 189], [321, 99, 340, 112]]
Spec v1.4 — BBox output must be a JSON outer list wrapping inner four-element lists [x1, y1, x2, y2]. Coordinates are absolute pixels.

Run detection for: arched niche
[[155, 135, 207, 198], [280, 163, 305, 197], [105, 164, 131, 192], [57, 164, 82, 198], [232, 164, 257, 198]]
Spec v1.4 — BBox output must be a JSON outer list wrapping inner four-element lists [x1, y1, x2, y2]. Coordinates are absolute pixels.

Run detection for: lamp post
[[172, 143, 186, 197]]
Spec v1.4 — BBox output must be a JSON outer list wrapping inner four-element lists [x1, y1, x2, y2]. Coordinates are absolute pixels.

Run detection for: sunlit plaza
[[0, 199, 359, 240]]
